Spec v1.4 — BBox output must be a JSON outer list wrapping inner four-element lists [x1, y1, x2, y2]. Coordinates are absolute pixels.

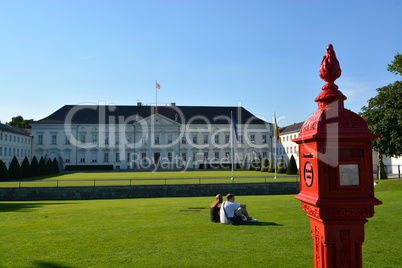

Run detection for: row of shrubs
[[250, 155, 298, 175], [0, 156, 60, 181]]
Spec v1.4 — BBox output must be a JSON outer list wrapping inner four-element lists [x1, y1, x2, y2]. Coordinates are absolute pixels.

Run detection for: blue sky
[[1, 0, 401, 127]]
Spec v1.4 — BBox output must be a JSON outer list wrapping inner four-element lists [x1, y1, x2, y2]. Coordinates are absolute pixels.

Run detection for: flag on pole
[[156, 82, 161, 89], [232, 114, 239, 141], [275, 115, 281, 143]]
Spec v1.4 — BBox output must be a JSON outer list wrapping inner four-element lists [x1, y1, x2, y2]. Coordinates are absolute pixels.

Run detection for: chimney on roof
[[137, 102, 142, 106], [171, 102, 176, 106]]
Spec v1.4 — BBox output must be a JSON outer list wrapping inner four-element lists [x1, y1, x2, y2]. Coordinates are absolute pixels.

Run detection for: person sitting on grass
[[220, 193, 257, 225], [210, 194, 223, 223]]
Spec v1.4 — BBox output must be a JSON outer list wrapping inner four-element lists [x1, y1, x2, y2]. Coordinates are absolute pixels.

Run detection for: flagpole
[[231, 111, 234, 180], [155, 80, 157, 110], [274, 112, 277, 179]]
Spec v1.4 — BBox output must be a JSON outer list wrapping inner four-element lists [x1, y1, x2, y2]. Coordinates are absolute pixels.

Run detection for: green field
[[0, 170, 298, 187], [0, 179, 400, 267]]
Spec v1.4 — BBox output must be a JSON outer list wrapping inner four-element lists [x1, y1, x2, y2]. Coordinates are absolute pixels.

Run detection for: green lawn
[[1, 170, 298, 187], [0, 180, 400, 267]]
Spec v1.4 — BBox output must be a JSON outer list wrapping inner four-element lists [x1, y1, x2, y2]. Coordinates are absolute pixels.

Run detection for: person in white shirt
[[220, 193, 257, 224]]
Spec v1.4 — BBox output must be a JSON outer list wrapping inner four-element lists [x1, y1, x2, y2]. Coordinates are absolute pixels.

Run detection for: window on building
[[116, 153, 120, 162], [0, 133, 2, 140], [104, 153, 109, 162], [127, 135, 132, 143], [141, 135, 146, 145], [92, 152, 98, 163], [192, 135, 197, 144], [225, 135, 229, 144], [263, 152, 267, 158], [65, 153, 71, 163], [4, 134, 7, 141], [215, 151, 219, 160], [92, 135, 97, 144], [204, 135, 208, 144], [51, 135, 57, 145], [141, 152, 146, 162], [193, 152, 197, 162], [168, 152, 173, 161], [262, 135, 267, 144], [80, 153, 85, 163], [225, 151, 230, 160], [38, 135, 43, 145], [215, 134, 220, 144], [80, 134, 86, 144], [105, 136, 109, 145], [115, 136, 120, 145], [181, 136, 186, 144], [240, 135, 244, 144], [127, 152, 131, 162], [250, 135, 255, 144], [182, 152, 187, 162], [167, 134, 173, 144], [204, 152, 208, 161], [239, 151, 244, 161], [0, 147, 2, 156], [155, 134, 160, 145], [65, 135, 71, 145], [4, 147, 7, 156]]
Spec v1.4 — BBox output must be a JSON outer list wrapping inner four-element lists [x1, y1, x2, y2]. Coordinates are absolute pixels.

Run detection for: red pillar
[[294, 44, 382, 268]]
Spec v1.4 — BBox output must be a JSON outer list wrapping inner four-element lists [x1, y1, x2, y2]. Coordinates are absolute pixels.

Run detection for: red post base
[[303, 203, 369, 268]]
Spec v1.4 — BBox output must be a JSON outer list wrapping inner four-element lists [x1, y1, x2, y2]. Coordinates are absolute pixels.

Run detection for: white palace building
[[28, 103, 274, 170]]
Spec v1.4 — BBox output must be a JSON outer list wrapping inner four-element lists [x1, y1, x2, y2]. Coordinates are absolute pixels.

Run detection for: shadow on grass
[[244, 221, 283, 227], [0, 202, 71, 213], [32, 260, 73, 268]]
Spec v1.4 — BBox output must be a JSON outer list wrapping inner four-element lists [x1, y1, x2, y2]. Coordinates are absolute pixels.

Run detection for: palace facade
[[30, 104, 273, 170]]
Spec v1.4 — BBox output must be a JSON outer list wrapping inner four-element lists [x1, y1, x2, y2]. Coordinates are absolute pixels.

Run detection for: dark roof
[[33, 105, 269, 125], [0, 123, 31, 136], [279, 121, 305, 134]]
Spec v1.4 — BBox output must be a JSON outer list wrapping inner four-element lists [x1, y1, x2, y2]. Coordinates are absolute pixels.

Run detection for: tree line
[[250, 155, 298, 175], [0, 156, 60, 181]]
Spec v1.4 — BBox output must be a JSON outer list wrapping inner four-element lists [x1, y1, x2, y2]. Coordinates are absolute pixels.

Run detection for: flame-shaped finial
[[319, 44, 341, 84], [315, 44, 346, 107]]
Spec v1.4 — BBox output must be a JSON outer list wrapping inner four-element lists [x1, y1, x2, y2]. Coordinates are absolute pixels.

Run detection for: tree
[[360, 52, 402, 179], [0, 160, 10, 181], [7, 115, 34, 129], [260, 157, 269, 172], [52, 158, 60, 174], [8, 156, 22, 180], [286, 155, 298, 175], [277, 156, 287, 174], [46, 158, 55, 175], [39, 157, 47, 176], [254, 158, 261, 171], [268, 157, 275, 173], [387, 52, 402, 76], [31, 156, 40, 177], [21, 157, 33, 179]]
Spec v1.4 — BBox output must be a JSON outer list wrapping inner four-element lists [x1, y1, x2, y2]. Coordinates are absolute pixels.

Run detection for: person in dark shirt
[[210, 194, 223, 222]]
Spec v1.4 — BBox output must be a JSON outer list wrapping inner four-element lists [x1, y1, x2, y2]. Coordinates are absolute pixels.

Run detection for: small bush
[[39, 157, 47, 176], [260, 157, 269, 172], [277, 156, 287, 174], [286, 155, 298, 175], [8, 156, 22, 180], [254, 159, 261, 171], [53, 158, 60, 174], [31, 156, 40, 177], [46, 158, 55, 175], [268, 157, 275, 173], [0, 160, 10, 181], [21, 157, 33, 179]]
